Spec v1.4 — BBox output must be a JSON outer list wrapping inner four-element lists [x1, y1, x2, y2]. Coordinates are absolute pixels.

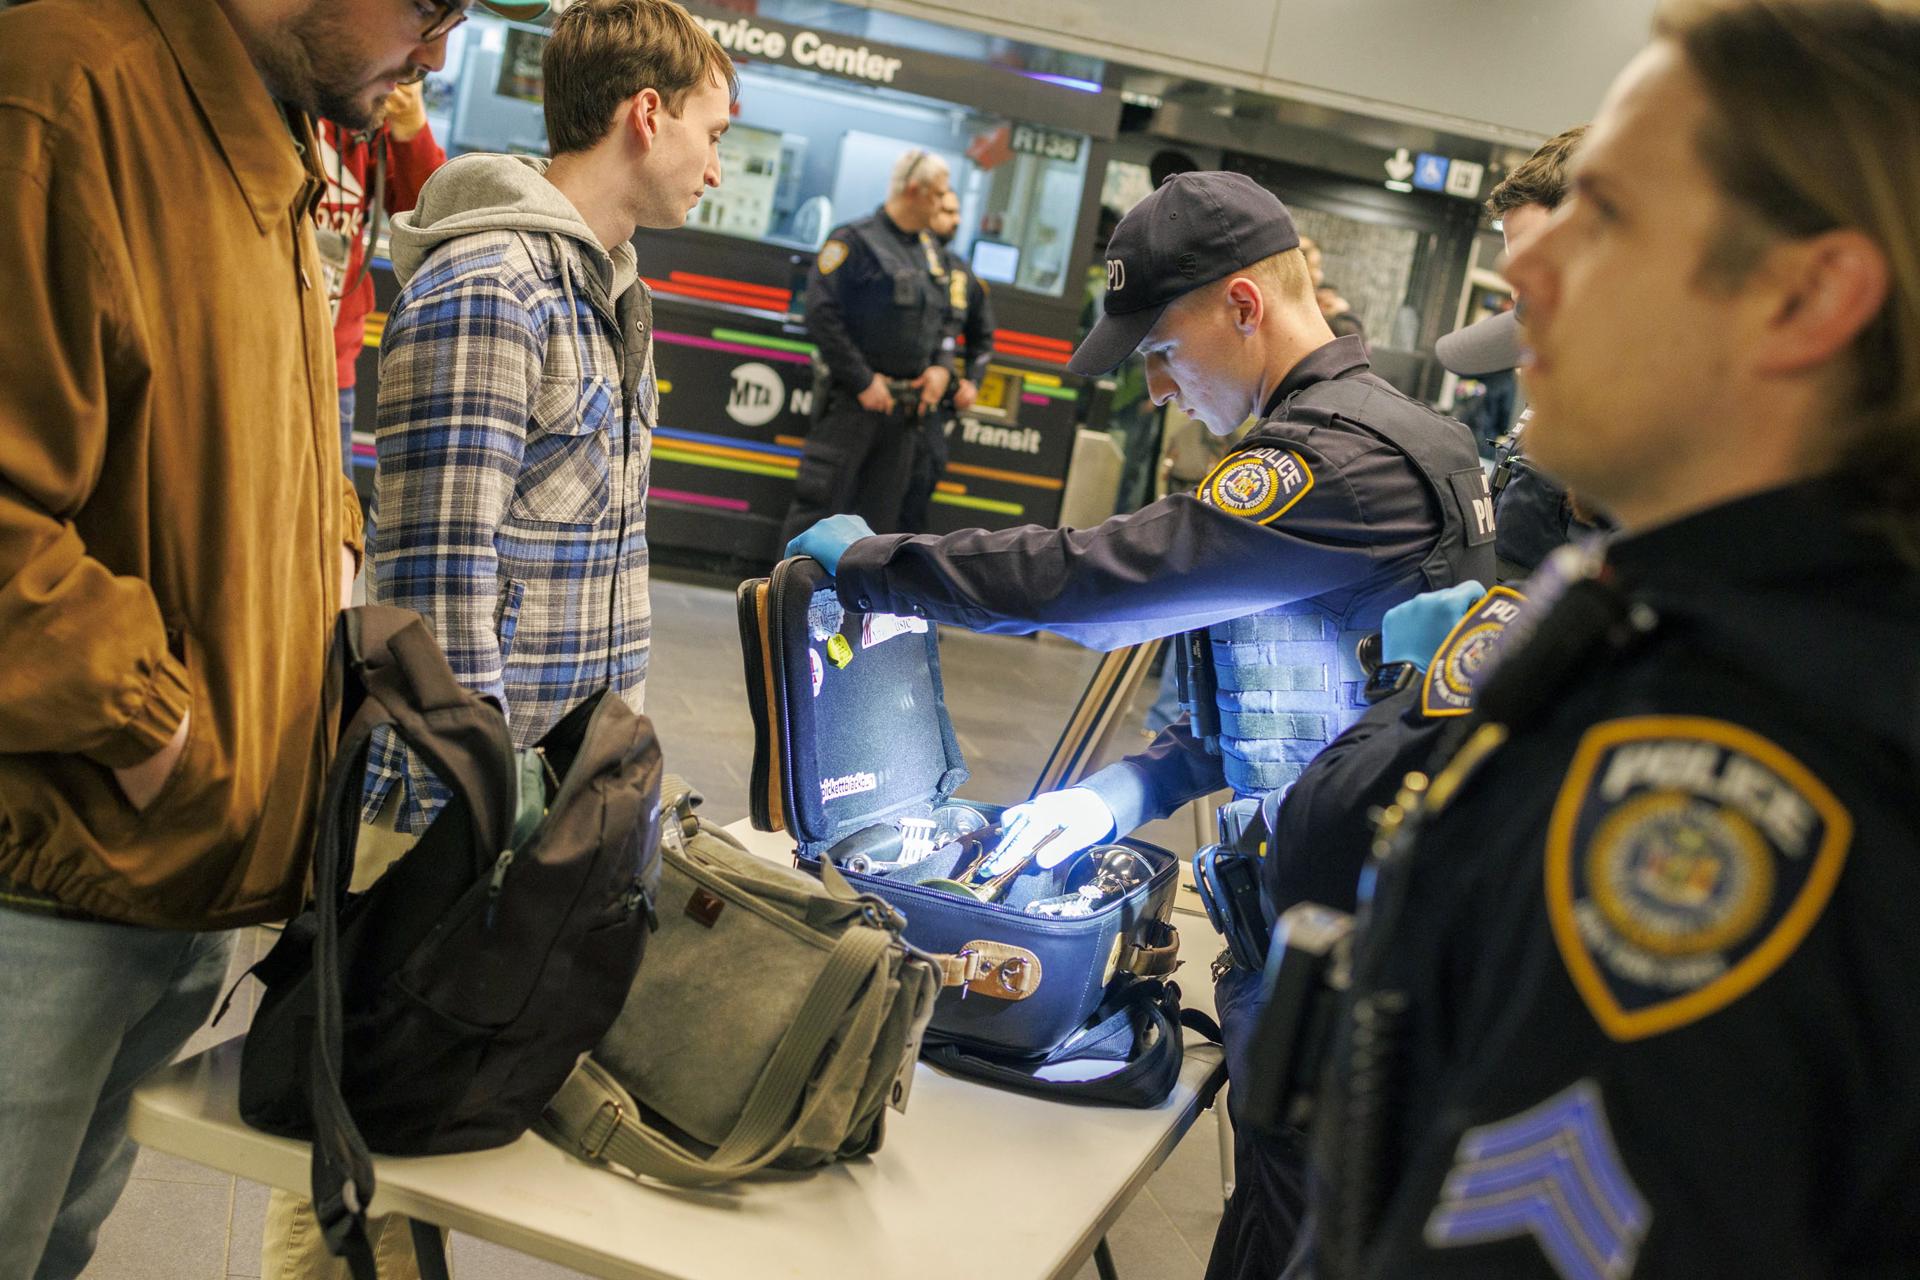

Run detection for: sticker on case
[[808, 589, 845, 643], [810, 648, 823, 697], [821, 771, 878, 804], [862, 612, 930, 649]]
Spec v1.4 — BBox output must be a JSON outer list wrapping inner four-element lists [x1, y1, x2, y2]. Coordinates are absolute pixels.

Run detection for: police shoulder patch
[[1421, 585, 1529, 718], [1547, 716, 1852, 1041], [817, 239, 849, 275], [1196, 447, 1314, 524]]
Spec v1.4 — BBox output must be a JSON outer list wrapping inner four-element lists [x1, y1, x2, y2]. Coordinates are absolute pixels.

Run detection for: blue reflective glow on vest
[[1191, 602, 1371, 797]]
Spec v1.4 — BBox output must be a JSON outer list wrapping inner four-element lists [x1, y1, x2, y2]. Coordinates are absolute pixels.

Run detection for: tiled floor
[[78, 572, 1224, 1280]]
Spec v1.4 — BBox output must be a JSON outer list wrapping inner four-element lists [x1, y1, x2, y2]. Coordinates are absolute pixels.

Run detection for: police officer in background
[[789, 171, 1494, 876], [1436, 125, 1611, 582], [900, 187, 995, 533], [1304, 3, 1920, 1275], [779, 149, 958, 544]]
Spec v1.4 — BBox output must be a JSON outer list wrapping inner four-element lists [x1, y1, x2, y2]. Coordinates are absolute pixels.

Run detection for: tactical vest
[[1182, 379, 1496, 797], [844, 216, 952, 379]]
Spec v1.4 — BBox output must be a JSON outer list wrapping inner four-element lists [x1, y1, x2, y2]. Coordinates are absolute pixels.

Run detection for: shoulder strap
[[542, 924, 894, 1185], [306, 607, 518, 1278], [1278, 379, 1495, 589], [845, 217, 899, 268]]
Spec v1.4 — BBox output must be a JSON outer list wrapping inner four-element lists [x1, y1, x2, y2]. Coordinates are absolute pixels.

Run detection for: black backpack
[[237, 607, 662, 1276]]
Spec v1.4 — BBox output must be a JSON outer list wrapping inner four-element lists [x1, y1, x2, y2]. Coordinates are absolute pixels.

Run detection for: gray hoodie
[[390, 153, 653, 410], [365, 152, 656, 833]]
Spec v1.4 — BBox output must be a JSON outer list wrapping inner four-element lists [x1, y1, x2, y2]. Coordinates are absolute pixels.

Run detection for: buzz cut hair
[[1179, 249, 1317, 317], [889, 148, 950, 200], [1244, 248, 1316, 308]]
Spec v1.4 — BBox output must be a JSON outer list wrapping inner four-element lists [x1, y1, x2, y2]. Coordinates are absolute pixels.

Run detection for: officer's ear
[[1745, 226, 1889, 382], [1223, 275, 1265, 337], [627, 87, 665, 153]]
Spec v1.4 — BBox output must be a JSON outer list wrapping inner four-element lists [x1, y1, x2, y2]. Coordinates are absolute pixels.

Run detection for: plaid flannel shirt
[[362, 229, 655, 832]]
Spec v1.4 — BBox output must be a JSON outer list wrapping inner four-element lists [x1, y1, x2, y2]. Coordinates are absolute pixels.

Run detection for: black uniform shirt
[[1493, 412, 1610, 580], [805, 210, 954, 391], [834, 337, 1443, 652], [1340, 477, 1920, 1279], [1264, 686, 1447, 915]]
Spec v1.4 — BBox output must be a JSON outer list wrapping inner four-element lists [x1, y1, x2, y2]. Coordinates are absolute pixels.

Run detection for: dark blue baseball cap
[[1069, 171, 1300, 376]]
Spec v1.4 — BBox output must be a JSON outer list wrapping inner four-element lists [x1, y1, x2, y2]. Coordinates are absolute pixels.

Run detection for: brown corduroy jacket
[[0, 0, 363, 928]]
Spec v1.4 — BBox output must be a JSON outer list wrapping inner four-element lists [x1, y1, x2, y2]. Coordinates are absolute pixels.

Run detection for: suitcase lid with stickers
[[738, 556, 968, 853]]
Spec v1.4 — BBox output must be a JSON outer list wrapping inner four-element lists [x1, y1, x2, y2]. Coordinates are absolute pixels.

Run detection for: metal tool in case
[[1025, 845, 1156, 918]]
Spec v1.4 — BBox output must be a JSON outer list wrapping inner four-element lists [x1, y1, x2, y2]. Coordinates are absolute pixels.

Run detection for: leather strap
[[1119, 920, 1181, 979], [933, 950, 986, 988]]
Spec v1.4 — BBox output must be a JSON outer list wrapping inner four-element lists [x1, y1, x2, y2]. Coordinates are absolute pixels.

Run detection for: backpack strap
[[542, 924, 895, 1185], [306, 607, 519, 1278]]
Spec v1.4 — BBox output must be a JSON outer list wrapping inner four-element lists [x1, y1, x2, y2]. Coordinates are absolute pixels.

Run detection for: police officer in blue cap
[[788, 171, 1495, 872]]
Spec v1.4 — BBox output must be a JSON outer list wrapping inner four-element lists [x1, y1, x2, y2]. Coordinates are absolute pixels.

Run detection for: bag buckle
[[586, 1099, 625, 1161]]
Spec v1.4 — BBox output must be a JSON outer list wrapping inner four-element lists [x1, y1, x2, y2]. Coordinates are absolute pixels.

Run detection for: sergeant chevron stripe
[[1423, 1080, 1649, 1280]]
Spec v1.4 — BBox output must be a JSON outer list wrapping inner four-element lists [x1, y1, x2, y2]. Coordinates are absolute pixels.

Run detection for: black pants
[[899, 409, 951, 534], [1206, 966, 1311, 1280], [780, 389, 920, 545]]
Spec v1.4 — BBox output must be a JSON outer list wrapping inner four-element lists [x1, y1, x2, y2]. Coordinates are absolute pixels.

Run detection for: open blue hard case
[[736, 556, 1183, 1063]]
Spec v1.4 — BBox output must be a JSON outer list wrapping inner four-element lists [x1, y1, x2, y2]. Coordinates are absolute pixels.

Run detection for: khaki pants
[[260, 793, 448, 1278], [261, 1186, 447, 1280]]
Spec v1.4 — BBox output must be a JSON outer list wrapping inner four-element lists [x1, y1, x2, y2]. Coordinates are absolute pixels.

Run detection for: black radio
[[1238, 902, 1355, 1135]]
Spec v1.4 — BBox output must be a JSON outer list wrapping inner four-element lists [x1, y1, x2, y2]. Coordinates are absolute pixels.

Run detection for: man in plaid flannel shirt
[[361, 0, 736, 835]]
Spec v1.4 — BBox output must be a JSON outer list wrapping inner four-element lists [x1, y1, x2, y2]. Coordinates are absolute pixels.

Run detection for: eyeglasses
[[417, 0, 472, 44], [901, 150, 928, 188]]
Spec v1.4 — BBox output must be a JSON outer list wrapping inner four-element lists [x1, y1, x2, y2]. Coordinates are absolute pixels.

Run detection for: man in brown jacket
[[0, 1, 514, 1275]]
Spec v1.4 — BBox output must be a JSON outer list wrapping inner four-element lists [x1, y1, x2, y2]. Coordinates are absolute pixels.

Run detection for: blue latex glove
[[1381, 580, 1487, 672], [784, 514, 875, 575], [989, 787, 1116, 871]]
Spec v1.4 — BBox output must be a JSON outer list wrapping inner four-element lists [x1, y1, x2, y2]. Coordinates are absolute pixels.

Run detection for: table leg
[[1094, 1236, 1120, 1280], [411, 1218, 453, 1280]]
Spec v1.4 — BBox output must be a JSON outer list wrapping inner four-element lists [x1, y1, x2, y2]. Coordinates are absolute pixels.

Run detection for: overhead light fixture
[[1023, 71, 1103, 94], [1120, 90, 1163, 108]]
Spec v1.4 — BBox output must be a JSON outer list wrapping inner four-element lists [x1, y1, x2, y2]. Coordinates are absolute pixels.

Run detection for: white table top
[[127, 819, 1226, 1280]]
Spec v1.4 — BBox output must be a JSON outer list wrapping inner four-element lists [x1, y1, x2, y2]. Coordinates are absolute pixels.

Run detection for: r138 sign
[[1009, 124, 1083, 164]]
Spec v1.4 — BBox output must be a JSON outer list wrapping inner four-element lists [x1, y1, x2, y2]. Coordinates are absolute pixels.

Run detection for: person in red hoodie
[[316, 82, 446, 477]]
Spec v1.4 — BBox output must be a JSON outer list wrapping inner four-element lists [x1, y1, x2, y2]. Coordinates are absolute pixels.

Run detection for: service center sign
[[683, 1, 1121, 142], [696, 14, 905, 84]]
